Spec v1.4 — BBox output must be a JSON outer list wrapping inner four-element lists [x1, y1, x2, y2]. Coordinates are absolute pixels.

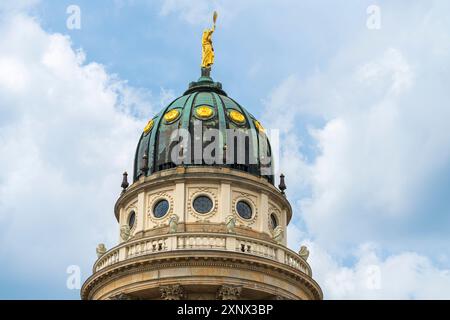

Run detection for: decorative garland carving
[[169, 215, 179, 233], [217, 285, 242, 300], [298, 246, 310, 261], [120, 225, 131, 242], [225, 215, 236, 233], [160, 284, 184, 300], [96, 244, 106, 258], [272, 226, 284, 244]]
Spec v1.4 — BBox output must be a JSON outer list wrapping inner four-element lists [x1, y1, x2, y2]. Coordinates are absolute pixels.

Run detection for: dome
[[133, 75, 274, 184]]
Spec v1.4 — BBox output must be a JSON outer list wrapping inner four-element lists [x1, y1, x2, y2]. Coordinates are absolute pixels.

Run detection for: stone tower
[[80, 73, 323, 300]]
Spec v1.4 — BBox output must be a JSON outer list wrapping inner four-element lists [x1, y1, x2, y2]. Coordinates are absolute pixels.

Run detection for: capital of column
[[216, 285, 242, 300], [160, 284, 185, 300]]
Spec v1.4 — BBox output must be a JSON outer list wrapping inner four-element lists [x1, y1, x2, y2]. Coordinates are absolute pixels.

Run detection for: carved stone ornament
[[169, 214, 179, 233], [272, 226, 284, 244], [110, 293, 138, 300], [160, 285, 184, 300], [96, 243, 106, 258], [120, 225, 131, 241], [225, 215, 236, 233], [298, 245, 310, 261], [216, 285, 242, 300]]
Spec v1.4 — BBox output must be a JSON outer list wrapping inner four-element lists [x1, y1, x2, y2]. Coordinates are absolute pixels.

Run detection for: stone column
[[160, 284, 184, 300], [174, 181, 186, 225], [136, 192, 146, 236], [220, 182, 231, 216], [216, 285, 242, 300], [259, 191, 269, 234]]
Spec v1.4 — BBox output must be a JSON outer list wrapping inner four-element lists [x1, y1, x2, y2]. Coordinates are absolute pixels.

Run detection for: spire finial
[[121, 171, 129, 193], [279, 173, 286, 195], [140, 151, 149, 175], [223, 144, 228, 164]]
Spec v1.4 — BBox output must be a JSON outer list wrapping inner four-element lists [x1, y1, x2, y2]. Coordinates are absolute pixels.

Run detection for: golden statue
[[201, 11, 218, 69]]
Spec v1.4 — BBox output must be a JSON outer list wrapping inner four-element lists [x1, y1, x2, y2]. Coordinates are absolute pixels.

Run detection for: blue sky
[[0, 0, 450, 299]]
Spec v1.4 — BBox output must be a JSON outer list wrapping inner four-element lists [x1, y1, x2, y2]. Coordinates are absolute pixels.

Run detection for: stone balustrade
[[94, 233, 311, 276], [95, 250, 119, 271]]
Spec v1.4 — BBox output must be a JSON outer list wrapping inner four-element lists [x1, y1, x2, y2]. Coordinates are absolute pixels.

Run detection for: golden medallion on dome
[[164, 109, 181, 123], [229, 110, 246, 125], [143, 119, 154, 135], [195, 105, 214, 120], [254, 120, 265, 133]]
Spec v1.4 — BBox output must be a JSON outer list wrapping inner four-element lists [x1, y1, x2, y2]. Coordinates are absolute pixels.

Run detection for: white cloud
[[0, 57, 29, 91], [264, 1, 450, 298], [307, 242, 450, 299], [267, 2, 450, 248], [0, 13, 165, 297]]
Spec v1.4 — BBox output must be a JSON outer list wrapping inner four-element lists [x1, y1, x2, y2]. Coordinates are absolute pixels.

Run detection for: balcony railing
[[94, 233, 311, 276]]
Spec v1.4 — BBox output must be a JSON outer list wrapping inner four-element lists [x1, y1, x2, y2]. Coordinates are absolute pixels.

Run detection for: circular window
[[153, 199, 170, 218], [236, 201, 253, 220], [128, 211, 136, 229], [193, 195, 214, 214], [270, 213, 278, 230]]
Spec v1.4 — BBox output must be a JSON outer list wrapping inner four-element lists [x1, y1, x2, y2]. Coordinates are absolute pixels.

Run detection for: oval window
[[270, 213, 278, 230], [193, 195, 214, 214], [236, 201, 252, 220], [153, 199, 169, 218], [128, 210, 136, 229]]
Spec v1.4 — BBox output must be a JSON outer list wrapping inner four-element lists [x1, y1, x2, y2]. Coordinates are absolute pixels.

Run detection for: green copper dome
[[133, 76, 274, 184]]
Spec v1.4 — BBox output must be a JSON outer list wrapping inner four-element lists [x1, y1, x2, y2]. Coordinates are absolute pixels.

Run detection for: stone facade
[[117, 167, 290, 245], [81, 167, 322, 300]]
